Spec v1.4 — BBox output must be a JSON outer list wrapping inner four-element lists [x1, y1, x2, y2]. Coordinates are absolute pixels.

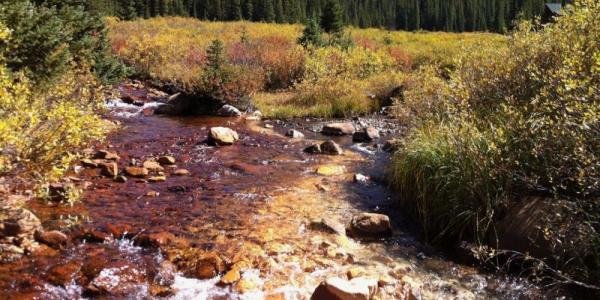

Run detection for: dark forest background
[[86, 0, 569, 32]]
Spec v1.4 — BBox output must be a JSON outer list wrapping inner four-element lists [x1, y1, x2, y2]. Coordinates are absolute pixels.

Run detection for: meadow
[[107, 17, 504, 118], [108, 6, 599, 286]]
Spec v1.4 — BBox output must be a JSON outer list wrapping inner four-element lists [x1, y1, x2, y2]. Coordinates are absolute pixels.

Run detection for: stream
[[0, 84, 544, 299]]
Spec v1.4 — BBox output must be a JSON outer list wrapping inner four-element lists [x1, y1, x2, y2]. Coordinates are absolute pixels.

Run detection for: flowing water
[[0, 86, 545, 299]]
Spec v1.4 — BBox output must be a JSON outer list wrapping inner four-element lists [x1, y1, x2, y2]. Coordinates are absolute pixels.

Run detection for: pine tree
[[116, 0, 137, 20], [230, 0, 243, 20], [243, 0, 254, 20], [320, 0, 343, 34], [298, 18, 323, 47], [263, 0, 275, 22], [206, 39, 226, 72]]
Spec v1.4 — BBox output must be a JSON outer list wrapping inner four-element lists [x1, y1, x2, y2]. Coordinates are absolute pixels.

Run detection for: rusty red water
[[0, 86, 547, 299]]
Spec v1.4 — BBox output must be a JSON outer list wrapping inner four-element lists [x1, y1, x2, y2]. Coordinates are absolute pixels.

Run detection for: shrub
[[391, 0, 600, 283], [0, 58, 109, 181]]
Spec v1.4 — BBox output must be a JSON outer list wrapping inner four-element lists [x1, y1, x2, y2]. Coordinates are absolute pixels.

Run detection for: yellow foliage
[[0, 25, 109, 180]]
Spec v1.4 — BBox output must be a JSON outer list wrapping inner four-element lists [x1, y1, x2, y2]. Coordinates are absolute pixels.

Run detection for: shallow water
[[0, 88, 546, 299]]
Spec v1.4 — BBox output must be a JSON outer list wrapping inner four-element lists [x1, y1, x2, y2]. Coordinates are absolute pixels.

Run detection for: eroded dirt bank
[[0, 84, 544, 299]]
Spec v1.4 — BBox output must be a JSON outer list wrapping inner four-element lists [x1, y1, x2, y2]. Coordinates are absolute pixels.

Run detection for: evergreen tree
[[298, 18, 323, 47], [320, 0, 343, 34], [243, 0, 254, 20], [230, 0, 243, 20], [117, 0, 137, 20]]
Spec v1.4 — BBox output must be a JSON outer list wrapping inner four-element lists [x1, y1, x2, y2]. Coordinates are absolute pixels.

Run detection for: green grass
[[390, 121, 507, 242]]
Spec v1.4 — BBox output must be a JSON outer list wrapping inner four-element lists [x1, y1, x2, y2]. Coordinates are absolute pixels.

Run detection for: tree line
[[86, 0, 570, 32]]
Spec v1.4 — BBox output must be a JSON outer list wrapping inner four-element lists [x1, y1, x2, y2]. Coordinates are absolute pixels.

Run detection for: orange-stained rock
[[34, 230, 68, 249], [125, 166, 149, 178]]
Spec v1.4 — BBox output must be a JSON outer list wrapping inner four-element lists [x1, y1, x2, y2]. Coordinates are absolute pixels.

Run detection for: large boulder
[[311, 277, 378, 300], [208, 127, 240, 146], [349, 213, 392, 237], [217, 104, 242, 117], [322, 123, 356, 136], [154, 93, 187, 115], [352, 127, 380, 143]]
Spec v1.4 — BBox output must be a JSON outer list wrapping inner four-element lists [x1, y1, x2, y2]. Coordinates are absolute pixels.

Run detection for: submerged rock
[[217, 104, 242, 116], [148, 175, 167, 182], [311, 277, 378, 300], [316, 165, 346, 176], [322, 123, 356, 136], [34, 230, 68, 249], [310, 218, 346, 236], [174, 169, 190, 176], [189, 252, 226, 279], [349, 213, 392, 237], [353, 127, 380, 143]]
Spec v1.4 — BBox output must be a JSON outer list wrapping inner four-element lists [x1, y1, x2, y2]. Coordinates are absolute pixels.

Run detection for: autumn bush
[[108, 17, 502, 118], [391, 0, 600, 284]]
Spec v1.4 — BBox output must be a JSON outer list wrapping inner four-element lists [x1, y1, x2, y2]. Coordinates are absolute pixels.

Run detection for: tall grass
[[390, 121, 508, 242]]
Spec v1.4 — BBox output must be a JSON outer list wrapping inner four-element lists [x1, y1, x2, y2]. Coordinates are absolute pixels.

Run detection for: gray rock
[[322, 123, 356, 136], [352, 127, 380, 143], [209, 127, 239, 146], [217, 104, 242, 116], [310, 218, 346, 236], [304, 144, 321, 154], [286, 129, 305, 139], [349, 213, 392, 237], [321, 140, 343, 155]]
